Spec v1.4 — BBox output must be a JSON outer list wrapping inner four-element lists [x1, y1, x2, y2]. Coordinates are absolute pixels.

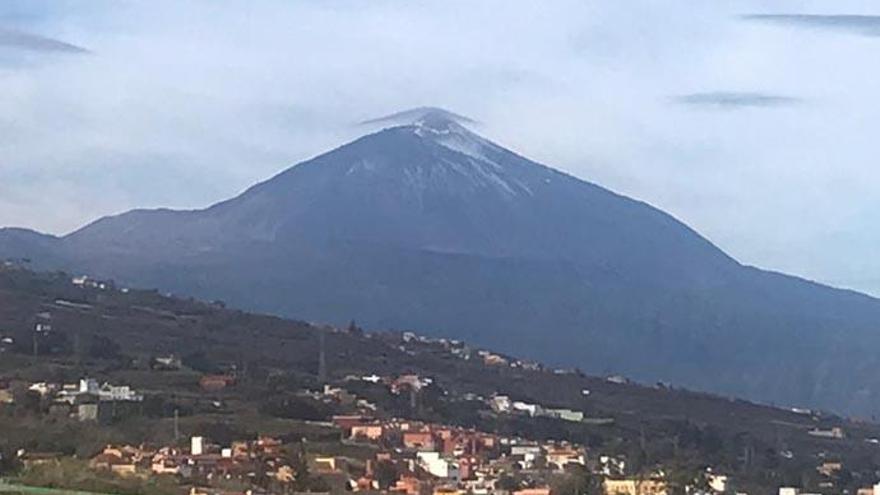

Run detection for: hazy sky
[[3, 1, 880, 296]]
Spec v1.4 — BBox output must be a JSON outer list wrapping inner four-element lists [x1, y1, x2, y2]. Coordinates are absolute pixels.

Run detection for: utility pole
[[639, 424, 647, 452], [173, 408, 180, 442], [74, 330, 81, 367], [317, 331, 327, 383]]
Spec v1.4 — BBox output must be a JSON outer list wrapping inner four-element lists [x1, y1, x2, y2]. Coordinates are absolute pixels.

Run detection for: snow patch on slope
[[354, 107, 536, 198]]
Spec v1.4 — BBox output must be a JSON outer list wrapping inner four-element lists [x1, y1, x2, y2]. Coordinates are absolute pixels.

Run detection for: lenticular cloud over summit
[[359, 107, 478, 127]]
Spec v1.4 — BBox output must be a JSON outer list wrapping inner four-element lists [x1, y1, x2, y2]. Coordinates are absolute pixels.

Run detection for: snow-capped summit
[[361, 107, 516, 185]]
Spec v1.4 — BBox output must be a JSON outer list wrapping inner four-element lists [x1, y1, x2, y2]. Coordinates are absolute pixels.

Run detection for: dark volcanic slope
[[3, 109, 880, 415]]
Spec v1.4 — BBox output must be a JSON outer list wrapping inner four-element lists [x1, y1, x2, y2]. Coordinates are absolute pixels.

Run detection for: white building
[[99, 384, 143, 402], [543, 408, 584, 422], [80, 378, 100, 394], [599, 455, 626, 476], [417, 452, 460, 481], [512, 401, 539, 416], [28, 382, 56, 396], [54, 378, 143, 403], [191, 436, 204, 456], [708, 473, 729, 493], [490, 395, 512, 413]]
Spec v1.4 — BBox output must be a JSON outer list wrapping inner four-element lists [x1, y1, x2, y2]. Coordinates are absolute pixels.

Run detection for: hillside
[[2, 264, 880, 494], [2, 108, 880, 415]]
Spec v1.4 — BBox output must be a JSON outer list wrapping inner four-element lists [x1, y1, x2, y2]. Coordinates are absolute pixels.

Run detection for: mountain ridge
[[3, 109, 880, 415]]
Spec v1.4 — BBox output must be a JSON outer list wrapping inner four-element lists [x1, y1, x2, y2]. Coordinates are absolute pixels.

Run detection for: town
[[0, 265, 878, 495]]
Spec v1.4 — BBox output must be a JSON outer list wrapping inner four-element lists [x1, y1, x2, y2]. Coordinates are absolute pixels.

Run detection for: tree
[[182, 351, 220, 373], [497, 474, 520, 492], [0, 447, 21, 476], [346, 320, 363, 336], [290, 442, 329, 492], [554, 465, 601, 495], [374, 460, 399, 489], [19, 390, 43, 415], [88, 335, 122, 360]]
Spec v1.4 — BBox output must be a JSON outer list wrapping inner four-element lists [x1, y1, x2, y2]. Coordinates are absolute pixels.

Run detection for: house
[[391, 475, 426, 495], [99, 383, 143, 402], [417, 452, 460, 481], [404, 431, 437, 451], [599, 455, 627, 476], [200, 375, 236, 391], [71, 276, 113, 290], [512, 401, 539, 417], [274, 464, 296, 483], [333, 414, 372, 431], [351, 424, 384, 441], [313, 456, 342, 473], [604, 478, 668, 495], [606, 375, 630, 385], [353, 475, 378, 491], [56, 378, 143, 403], [817, 461, 842, 477], [778, 488, 799, 495], [510, 445, 542, 457], [707, 473, 729, 493], [391, 375, 432, 394], [255, 436, 282, 457], [544, 408, 584, 422], [482, 353, 508, 366], [433, 488, 463, 495], [0, 380, 14, 404], [191, 436, 205, 455], [510, 444, 542, 469], [808, 427, 844, 439], [28, 382, 57, 397], [18, 451, 64, 469], [151, 448, 193, 477], [152, 355, 182, 370], [90, 452, 138, 476], [323, 385, 357, 405], [514, 489, 552, 495], [546, 445, 585, 470], [489, 395, 512, 413]]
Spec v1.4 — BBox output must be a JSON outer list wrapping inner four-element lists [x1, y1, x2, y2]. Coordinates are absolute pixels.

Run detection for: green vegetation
[[5, 459, 177, 495]]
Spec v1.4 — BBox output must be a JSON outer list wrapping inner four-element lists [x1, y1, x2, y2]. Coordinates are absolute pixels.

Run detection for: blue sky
[[2, 1, 880, 296]]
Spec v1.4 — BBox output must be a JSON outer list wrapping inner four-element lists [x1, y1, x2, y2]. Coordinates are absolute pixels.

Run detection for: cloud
[[673, 92, 801, 109], [0, 26, 89, 54], [741, 14, 880, 37], [358, 107, 477, 127]]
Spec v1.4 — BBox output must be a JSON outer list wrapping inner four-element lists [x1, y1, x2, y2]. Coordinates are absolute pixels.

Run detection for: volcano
[[4, 107, 880, 414]]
